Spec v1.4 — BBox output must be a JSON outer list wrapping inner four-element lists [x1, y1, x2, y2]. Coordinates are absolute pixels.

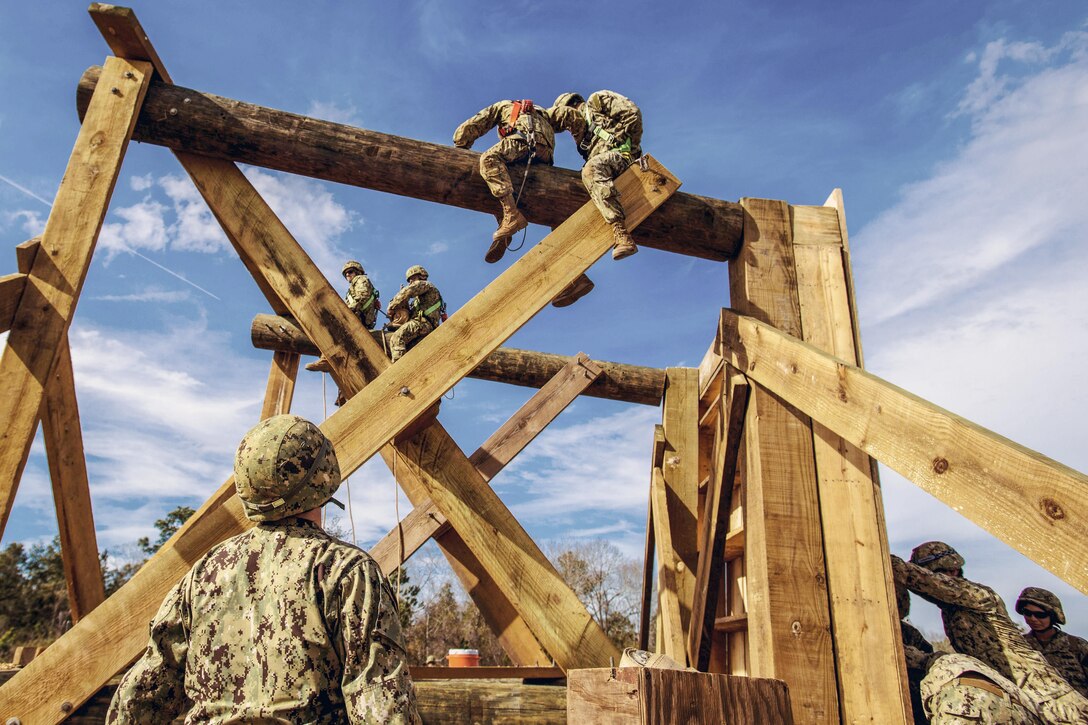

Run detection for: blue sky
[[1, 2, 1087, 639]]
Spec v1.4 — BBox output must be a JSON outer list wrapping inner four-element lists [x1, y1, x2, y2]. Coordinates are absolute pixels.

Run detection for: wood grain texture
[[371, 354, 601, 571], [721, 309, 1088, 593], [251, 313, 666, 406], [0, 273, 27, 333], [651, 461, 686, 660], [727, 198, 838, 725], [413, 679, 566, 724], [42, 337, 106, 622], [792, 209, 910, 723], [0, 57, 150, 539], [567, 668, 793, 724], [690, 375, 749, 671], [660, 367, 700, 663], [259, 350, 299, 420], [78, 67, 739, 262]]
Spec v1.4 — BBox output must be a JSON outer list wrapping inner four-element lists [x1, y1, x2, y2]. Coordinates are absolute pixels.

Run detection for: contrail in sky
[[1, 170, 220, 301], [0, 173, 52, 207]]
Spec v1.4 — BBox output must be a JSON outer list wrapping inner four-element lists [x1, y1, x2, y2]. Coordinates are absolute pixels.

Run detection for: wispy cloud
[[0, 172, 51, 207], [306, 100, 362, 127], [856, 30, 1088, 635], [856, 31, 1088, 325]]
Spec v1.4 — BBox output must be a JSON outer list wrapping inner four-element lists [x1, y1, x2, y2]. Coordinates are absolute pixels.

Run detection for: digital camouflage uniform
[[107, 415, 420, 724], [453, 100, 557, 199], [1017, 586, 1088, 698], [893, 555, 1088, 723], [920, 653, 1044, 724], [387, 278, 443, 362], [550, 90, 643, 225], [346, 272, 379, 331], [1024, 629, 1088, 699]]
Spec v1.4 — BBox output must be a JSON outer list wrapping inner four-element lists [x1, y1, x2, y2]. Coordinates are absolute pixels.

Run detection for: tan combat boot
[[305, 356, 332, 373], [488, 194, 527, 263], [610, 221, 638, 260], [551, 273, 595, 308]]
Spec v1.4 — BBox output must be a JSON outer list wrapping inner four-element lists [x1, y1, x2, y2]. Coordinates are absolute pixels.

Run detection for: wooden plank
[[721, 309, 1088, 592], [252, 314, 666, 406], [259, 350, 299, 420], [413, 679, 566, 725], [77, 67, 739, 263], [42, 337, 106, 622], [87, 3, 172, 83], [650, 461, 686, 660], [0, 57, 151, 539], [690, 374, 749, 671], [790, 205, 842, 246], [638, 477, 656, 652], [370, 502, 448, 574], [714, 615, 749, 633], [176, 152, 678, 665], [175, 151, 551, 667], [792, 207, 910, 723], [16, 236, 104, 622], [409, 666, 563, 680], [659, 367, 700, 662], [0, 273, 27, 333], [468, 353, 602, 482], [723, 527, 745, 562], [371, 354, 602, 570], [727, 197, 838, 725], [567, 668, 793, 724]]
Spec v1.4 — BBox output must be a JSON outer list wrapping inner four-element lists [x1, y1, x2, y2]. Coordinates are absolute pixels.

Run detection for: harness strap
[[581, 106, 630, 155], [360, 291, 376, 311], [424, 298, 444, 318]]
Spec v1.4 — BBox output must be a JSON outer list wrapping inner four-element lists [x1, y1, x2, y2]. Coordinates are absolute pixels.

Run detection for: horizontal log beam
[[251, 313, 665, 406], [78, 66, 743, 262]]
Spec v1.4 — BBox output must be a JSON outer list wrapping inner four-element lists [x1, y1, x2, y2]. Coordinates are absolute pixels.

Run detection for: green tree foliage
[[137, 506, 196, 555]]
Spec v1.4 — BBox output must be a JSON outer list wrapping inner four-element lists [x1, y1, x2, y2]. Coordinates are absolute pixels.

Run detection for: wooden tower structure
[[0, 5, 1085, 723]]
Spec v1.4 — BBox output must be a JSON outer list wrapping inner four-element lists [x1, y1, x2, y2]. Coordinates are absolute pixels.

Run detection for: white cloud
[[92, 289, 192, 303], [306, 100, 362, 127], [854, 31, 1088, 635], [857, 31, 1088, 325], [98, 197, 169, 259], [427, 241, 449, 255], [130, 173, 154, 192], [5, 209, 45, 237], [244, 167, 357, 277], [159, 175, 230, 254]]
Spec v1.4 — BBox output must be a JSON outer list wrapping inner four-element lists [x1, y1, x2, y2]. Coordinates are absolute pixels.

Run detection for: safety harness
[[579, 105, 632, 157], [410, 294, 447, 325], [498, 99, 536, 143]]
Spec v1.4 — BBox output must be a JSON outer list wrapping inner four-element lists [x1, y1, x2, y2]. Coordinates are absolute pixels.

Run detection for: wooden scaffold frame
[[0, 5, 1085, 724]]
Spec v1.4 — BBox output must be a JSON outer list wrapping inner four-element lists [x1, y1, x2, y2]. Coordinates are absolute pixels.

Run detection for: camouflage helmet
[[1015, 587, 1065, 625], [553, 92, 584, 109], [405, 264, 428, 281], [910, 541, 965, 574], [342, 260, 364, 277], [234, 415, 341, 522]]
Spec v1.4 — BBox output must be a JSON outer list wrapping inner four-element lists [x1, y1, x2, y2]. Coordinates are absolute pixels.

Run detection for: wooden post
[[650, 427, 685, 660], [567, 668, 793, 724], [370, 354, 602, 569], [0, 56, 151, 538], [727, 198, 838, 724], [791, 201, 910, 721], [260, 351, 300, 420], [659, 368, 700, 663]]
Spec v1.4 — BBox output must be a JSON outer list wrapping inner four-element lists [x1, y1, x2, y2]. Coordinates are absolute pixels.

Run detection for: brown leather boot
[[551, 273, 595, 308], [610, 221, 638, 260], [305, 356, 332, 373], [488, 194, 527, 263]]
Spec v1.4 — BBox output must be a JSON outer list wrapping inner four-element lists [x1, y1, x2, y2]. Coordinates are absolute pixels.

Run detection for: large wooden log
[[77, 66, 741, 262], [252, 313, 666, 406]]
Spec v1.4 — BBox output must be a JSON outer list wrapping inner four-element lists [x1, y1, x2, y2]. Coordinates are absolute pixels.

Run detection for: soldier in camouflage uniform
[[453, 99, 595, 308], [550, 91, 642, 261], [107, 415, 420, 724], [454, 98, 557, 264], [897, 581, 935, 724], [917, 652, 1044, 724], [306, 260, 381, 374], [893, 541, 1088, 723], [1017, 587, 1088, 697], [386, 265, 444, 362]]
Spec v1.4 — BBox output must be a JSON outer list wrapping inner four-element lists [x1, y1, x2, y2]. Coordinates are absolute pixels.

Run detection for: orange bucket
[[447, 648, 480, 667]]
